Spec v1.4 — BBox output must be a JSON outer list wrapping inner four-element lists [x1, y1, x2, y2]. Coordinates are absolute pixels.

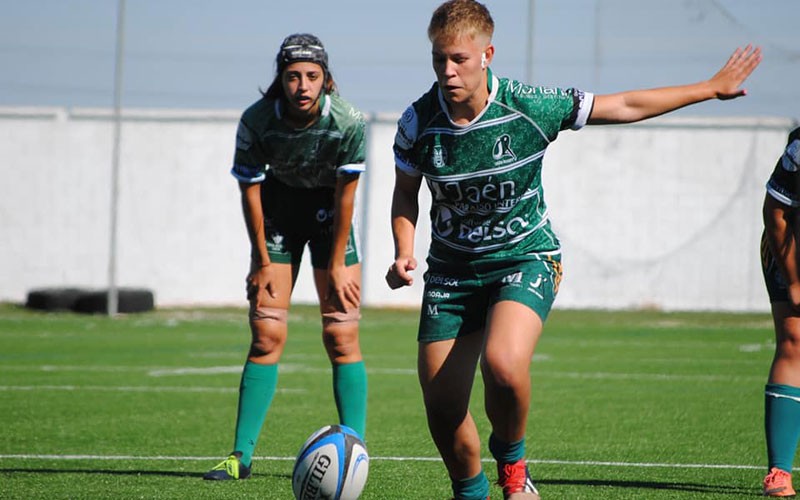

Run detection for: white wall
[[0, 107, 795, 311], [543, 118, 793, 311]]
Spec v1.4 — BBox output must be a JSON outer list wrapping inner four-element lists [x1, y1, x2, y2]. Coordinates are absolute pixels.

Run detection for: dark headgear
[[277, 33, 329, 73]]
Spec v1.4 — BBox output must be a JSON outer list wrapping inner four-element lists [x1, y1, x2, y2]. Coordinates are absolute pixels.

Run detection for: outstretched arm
[[588, 45, 762, 125]]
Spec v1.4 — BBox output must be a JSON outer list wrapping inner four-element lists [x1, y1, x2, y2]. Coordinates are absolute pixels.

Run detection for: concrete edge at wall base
[[24, 287, 155, 314]]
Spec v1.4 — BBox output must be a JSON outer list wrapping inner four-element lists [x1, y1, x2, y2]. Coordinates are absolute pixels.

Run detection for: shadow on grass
[[0, 468, 292, 481], [539, 478, 755, 496]]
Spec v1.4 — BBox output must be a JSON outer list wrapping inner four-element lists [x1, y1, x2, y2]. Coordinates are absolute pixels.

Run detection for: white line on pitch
[[0, 454, 764, 471], [0, 365, 761, 381], [0, 385, 305, 394], [0, 365, 418, 376], [534, 371, 764, 382]]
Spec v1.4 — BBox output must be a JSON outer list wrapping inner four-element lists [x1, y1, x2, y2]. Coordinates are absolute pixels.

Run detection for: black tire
[[25, 288, 87, 312], [72, 288, 155, 314]]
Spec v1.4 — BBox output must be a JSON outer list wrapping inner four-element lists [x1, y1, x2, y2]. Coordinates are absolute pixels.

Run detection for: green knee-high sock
[[452, 470, 490, 500], [765, 383, 800, 472], [332, 361, 367, 438], [233, 361, 278, 467], [489, 433, 526, 463]]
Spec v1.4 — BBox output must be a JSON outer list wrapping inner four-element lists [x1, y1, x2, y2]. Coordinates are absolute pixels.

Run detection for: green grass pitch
[[0, 303, 779, 499]]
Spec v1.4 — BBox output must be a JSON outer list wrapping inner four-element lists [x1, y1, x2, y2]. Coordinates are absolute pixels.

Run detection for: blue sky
[[0, 0, 798, 118]]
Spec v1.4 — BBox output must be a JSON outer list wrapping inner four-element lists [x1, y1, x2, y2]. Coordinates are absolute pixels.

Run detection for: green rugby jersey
[[232, 93, 366, 188], [394, 70, 594, 263]]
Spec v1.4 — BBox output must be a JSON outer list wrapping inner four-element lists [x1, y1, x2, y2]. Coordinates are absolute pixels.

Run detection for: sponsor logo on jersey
[[349, 106, 364, 121], [429, 179, 518, 203], [236, 121, 253, 151], [573, 89, 587, 107], [527, 274, 545, 299], [429, 179, 526, 215], [432, 206, 454, 237], [508, 81, 568, 97], [426, 304, 439, 317], [501, 271, 523, 285], [395, 107, 418, 150], [316, 208, 334, 222], [426, 290, 451, 299], [492, 134, 517, 163], [457, 216, 530, 243], [783, 139, 800, 172], [426, 274, 460, 287], [401, 106, 415, 123]]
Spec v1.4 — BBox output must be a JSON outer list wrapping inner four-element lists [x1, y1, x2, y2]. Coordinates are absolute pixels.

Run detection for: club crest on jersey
[[492, 134, 516, 163], [432, 144, 447, 169], [267, 233, 284, 251]]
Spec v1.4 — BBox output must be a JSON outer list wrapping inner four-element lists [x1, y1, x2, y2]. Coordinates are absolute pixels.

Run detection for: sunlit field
[[0, 304, 777, 499]]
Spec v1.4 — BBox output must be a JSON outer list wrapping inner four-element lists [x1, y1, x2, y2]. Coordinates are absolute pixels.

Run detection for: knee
[[422, 382, 470, 423], [248, 307, 288, 358], [425, 393, 470, 429], [322, 308, 362, 361], [482, 353, 528, 390]]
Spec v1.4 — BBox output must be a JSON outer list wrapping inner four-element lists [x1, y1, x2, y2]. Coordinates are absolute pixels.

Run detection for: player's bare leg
[[204, 262, 294, 480], [248, 262, 295, 363], [482, 301, 543, 499], [482, 301, 542, 442], [314, 264, 367, 437], [314, 264, 363, 364], [418, 333, 484, 481], [768, 303, 800, 387]]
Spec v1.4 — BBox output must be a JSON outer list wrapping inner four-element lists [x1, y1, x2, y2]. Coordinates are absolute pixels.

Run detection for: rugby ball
[[292, 425, 369, 500]]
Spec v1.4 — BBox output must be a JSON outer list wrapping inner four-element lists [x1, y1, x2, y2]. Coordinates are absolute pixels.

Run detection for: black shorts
[[260, 176, 360, 269], [761, 230, 788, 303]]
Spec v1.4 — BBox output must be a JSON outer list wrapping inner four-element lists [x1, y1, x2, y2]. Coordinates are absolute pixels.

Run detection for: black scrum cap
[[277, 33, 329, 73]]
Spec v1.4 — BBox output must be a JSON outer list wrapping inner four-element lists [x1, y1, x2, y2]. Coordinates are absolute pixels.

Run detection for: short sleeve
[[393, 105, 422, 177], [766, 129, 800, 207], [563, 89, 594, 131], [337, 115, 367, 176], [231, 119, 267, 183]]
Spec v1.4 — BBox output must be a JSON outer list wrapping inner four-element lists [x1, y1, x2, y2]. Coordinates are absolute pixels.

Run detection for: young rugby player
[[204, 33, 367, 480], [385, 1, 761, 498], [761, 126, 800, 497]]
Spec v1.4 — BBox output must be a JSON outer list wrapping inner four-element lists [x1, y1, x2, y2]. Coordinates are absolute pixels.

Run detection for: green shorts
[[417, 255, 562, 342], [260, 176, 360, 269]]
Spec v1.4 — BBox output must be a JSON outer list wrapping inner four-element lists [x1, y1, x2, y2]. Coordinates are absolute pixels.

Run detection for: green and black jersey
[[232, 93, 366, 189], [766, 127, 800, 207], [394, 70, 593, 263]]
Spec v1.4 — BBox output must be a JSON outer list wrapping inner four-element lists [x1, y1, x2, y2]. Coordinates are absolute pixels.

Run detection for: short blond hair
[[428, 0, 494, 43]]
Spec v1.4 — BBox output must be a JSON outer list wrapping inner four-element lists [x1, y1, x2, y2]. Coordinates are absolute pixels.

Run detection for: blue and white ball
[[292, 425, 369, 500]]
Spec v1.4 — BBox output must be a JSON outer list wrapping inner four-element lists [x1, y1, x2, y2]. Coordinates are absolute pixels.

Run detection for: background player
[[761, 126, 800, 497], [204, 33, 368, 480], [385, 1, 761, 498]]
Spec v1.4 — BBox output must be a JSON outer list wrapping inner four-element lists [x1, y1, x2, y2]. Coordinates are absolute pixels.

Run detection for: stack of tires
[[25, 287, 155, 314]]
